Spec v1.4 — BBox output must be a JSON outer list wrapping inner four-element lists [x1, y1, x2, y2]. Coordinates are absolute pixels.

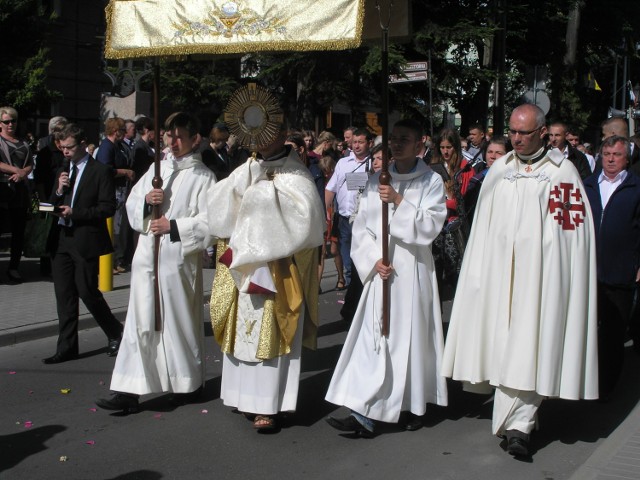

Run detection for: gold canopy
[[105, 0, 366, 59]]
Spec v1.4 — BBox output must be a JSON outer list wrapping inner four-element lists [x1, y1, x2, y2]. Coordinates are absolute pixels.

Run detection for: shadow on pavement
[[0, 424, 66, 473], [105, 470, 163, 480]]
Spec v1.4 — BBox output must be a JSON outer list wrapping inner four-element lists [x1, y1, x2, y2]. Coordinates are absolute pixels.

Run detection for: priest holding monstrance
[[207, 84, 325, 432]]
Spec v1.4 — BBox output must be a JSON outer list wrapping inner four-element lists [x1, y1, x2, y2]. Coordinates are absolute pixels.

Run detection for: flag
[[588, 71, 602, 91]]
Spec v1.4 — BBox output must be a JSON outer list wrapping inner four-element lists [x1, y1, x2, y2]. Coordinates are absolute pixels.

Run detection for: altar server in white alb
[[207, 121, 324, 432], [442, 104, 598, 458], [325, 119, 448, 437], [96, 112, 216, 413]]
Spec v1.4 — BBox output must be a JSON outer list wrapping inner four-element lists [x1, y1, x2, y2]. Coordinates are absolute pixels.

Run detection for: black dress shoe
[[95, 393, 140, 413], [169, 386, 204, 406], [325, 415, 374, 438], [400, 412, 423, 431], [42, 352, 78, 364], [107, 337, 121, 357], [506, 436, 530, 457]]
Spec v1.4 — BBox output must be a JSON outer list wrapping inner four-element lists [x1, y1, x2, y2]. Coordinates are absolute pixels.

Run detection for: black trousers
[[52, 231, 122, 355], [598, 282, 635, 397]]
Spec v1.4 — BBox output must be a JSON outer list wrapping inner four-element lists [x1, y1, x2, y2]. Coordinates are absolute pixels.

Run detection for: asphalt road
[[2, 284, 640, 480]]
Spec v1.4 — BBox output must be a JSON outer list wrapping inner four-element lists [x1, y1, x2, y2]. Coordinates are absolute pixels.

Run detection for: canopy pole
[[152, 59, 163, 332]]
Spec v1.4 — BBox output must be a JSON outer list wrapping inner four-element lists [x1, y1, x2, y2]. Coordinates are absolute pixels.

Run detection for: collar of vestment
[[166, 151, 202, 170], [506, 146, 564, 172], [260, 146, 289, 163], [392, 157, 430, 180]]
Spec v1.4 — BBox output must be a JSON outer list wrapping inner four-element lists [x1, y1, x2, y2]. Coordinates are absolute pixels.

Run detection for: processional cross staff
[[376, 0, 393, 337]]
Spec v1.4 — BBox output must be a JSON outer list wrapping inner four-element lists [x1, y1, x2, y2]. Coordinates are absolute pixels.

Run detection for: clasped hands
[[146, 188, 170, 236]]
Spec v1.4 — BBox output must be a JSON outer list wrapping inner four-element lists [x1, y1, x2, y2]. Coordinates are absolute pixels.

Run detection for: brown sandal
[[335, 280, 347, 291], [253, 414, 277, 431]]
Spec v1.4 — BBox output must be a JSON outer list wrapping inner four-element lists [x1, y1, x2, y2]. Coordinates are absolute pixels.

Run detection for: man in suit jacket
[[584, 135, 640, 398], [548, 122, 592, 179], [43, 123, 123, 364], [595, 118, 640, 173]]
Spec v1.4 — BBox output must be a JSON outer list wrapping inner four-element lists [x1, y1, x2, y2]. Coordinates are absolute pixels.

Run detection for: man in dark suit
[[548, 122, 592, 179], [584, 135, 640, 398], [43, 123, 123, 364]]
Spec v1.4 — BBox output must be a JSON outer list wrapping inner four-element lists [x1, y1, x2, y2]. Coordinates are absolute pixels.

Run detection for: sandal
[[335, 280, 347, 291], [253, 414, 277, 431]]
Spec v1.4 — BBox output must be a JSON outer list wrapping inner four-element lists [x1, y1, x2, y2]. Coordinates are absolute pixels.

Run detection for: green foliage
[[0, 0, 59, 113]]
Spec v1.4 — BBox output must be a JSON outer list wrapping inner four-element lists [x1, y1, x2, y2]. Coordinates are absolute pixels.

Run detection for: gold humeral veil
[[105, 0, 365, 59]]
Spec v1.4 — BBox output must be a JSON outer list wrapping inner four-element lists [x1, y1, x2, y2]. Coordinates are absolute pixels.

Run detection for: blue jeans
[[337, 215, 353, 285]]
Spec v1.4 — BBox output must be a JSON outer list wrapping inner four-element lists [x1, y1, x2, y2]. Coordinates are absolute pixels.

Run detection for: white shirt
[[57, 155, 89, 227], [598, 169, 627, 210], [325, 153, 370, 217]]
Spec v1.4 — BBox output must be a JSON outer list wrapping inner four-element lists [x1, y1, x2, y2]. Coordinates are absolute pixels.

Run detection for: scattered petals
[[28, 391, 33, 395], [60, 388, 71, 394], [337, 300, 345, 304], [214, 359, 220, 363], [201, 409, 208, 414], [85, 440, 95, 446], [88, 408, 97, 412], [59, 456, 68, 462], [153, 413, 162, 419], [8, 371, 16, 375], [99, 381, 105, 385], [24, 421, 33, 428]]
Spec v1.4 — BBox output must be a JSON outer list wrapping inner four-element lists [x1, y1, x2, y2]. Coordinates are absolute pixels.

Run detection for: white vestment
[[111, 153, 216, 395], [325, 161, 448, 423], [442, 149, 599, 400], [208, 148, 325, 414]]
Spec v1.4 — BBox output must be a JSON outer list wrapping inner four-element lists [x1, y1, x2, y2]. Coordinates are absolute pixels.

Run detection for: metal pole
[[613, 54, 618, 109], [428, 49, 434, 137]]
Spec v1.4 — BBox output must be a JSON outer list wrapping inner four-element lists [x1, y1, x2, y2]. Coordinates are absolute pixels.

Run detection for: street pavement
[[2, 252, 640, 480]]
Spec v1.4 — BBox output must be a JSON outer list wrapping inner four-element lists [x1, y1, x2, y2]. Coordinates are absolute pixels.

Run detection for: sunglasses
[[1, 119, 17, 125]]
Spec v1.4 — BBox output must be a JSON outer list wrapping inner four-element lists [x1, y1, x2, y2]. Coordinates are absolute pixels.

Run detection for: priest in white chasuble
[[325, 119, 448, 437], [208, 122, 325, 432], [442, 104, 598, 458]]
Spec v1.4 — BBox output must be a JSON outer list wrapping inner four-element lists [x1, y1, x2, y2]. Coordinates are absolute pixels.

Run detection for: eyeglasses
[[59, 144, 78, 150], [0, 119, 17, 125], [508, 126, 542, 136]]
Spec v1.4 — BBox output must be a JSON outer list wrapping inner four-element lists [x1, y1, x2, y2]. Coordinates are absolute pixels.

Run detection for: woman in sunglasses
[[0, 106, 33, 283]]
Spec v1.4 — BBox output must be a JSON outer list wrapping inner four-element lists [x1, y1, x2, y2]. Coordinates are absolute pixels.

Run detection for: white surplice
[[441, 149, 599, 400], [325, 161, 448, 423], [110, 152, 216, 395], [208, 148, 325, 414]]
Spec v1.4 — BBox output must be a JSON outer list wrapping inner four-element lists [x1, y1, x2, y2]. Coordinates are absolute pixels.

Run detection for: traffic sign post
[[389, 60, 428, 84]]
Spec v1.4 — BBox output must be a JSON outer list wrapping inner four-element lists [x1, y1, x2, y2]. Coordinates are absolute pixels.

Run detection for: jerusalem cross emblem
[[548, 183, 586, 230]]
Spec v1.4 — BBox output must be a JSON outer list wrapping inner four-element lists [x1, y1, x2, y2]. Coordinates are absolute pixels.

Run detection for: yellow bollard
[[99, 216, 114, 292]]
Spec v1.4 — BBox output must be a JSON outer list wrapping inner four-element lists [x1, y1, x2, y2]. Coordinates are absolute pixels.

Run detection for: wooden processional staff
[[377, 1, 392, 337]]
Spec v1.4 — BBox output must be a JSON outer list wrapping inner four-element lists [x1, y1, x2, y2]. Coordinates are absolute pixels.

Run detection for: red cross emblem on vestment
[[548, 183, 586, 230]]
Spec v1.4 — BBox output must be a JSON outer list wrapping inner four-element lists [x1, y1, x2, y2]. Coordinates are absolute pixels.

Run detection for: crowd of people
[[2, 99, 640, 459]]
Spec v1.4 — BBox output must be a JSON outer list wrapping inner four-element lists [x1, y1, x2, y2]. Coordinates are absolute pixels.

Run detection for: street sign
[[389, 71, 428, 84], [403, 61, 428, 72]]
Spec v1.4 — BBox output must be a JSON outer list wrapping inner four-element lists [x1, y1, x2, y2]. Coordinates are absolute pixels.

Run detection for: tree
[[0, 0, 60, 114]]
